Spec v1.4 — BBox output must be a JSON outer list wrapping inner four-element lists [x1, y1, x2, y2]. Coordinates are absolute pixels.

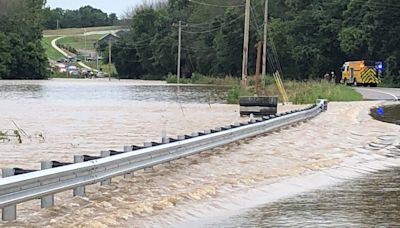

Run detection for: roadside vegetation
[[166, 73, 239, 86], [83, 61, 118, 76], [0, 0, 48, 79], [226, 80, 363, 104], [111, 0, 400, 86], [165, 73, 362, 104], [43, 26, 123, 36], [56, 35, 103, 51], [42, 6, 119, 30], [41, 37, 64, 60]]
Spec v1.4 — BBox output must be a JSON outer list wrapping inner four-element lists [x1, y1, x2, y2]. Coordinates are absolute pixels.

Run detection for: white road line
[[369, 89, 399, 101]]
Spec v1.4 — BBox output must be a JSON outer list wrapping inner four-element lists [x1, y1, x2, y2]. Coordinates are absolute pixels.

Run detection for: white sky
[[46, 0, 143, 17]]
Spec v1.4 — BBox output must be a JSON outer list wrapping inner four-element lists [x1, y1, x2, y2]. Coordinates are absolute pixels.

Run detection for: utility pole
[[84, 28, 87, 51], [241, 0, 251, 88], [262, 0, 269, 78], [96, 51, 99, 70], [177, 20, 182, 85], [108, 39, 112, 81], [255, 42, 262, 96]]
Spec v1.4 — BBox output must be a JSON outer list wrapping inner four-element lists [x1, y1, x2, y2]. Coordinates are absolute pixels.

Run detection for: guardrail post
[[161, 130, 169, 144], [40, 161, 54, 208], [2, 168, 16, 221], [100, 151, 111, 185], [144, 142, 153, 172], [123, 145, 132, 152], [73, 155, 85, 197], [178, 135, 185, 140], [123, 146, 134, 178]]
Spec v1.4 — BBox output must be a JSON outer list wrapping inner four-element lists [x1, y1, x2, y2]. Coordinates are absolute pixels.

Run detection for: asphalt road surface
[[355, 87, 400, 101]]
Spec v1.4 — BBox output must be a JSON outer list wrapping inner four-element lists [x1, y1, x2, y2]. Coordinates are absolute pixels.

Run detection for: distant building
[[94, 33, 120, 50]]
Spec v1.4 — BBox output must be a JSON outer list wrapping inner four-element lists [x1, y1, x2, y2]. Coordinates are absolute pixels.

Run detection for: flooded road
[[0, 79, 229, 103], [0, 79, 399, 227], [198, 167, 400, 227]]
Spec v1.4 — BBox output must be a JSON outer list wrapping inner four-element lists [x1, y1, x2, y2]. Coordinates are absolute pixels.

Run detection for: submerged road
[[355, 87, 400, 101]]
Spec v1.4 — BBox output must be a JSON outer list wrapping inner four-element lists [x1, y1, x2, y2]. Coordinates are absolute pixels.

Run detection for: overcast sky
[[46, 0, 143, 16]]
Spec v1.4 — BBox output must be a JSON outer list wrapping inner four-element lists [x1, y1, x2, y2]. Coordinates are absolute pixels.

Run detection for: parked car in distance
[[69, 70, 80, 76], [57, 58, 68, 63], [96, 71, 105, 78]]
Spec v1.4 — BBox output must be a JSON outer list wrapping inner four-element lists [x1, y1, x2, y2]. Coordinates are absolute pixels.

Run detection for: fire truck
[[341, 60, 383, 87]]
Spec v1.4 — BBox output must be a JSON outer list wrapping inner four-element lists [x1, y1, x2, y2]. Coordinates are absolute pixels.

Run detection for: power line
[[189, 0, 244, 8], [182, 13, 244, 34]]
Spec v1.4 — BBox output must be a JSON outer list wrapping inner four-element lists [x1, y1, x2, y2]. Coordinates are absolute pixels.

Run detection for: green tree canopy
[[113, 0, 400, 86], [0, 0, 48, 79]]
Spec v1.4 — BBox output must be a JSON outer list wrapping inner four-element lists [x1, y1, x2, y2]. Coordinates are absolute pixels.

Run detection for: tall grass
[[166, 73, 239, 86], [227, 86, 254, 104], [228, 80, 362, 104], [269, 81, 363, 104], [41, 37, 64, 60], [166, 73, 362, 104], [43, 26, 124, 36]]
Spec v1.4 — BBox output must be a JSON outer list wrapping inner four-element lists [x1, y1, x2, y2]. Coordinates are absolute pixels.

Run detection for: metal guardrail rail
[[0, 99, 328, 221]]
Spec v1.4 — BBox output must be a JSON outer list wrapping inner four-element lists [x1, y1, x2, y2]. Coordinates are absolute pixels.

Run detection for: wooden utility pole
[[262, 0, 269, 78], [241, 0, 251, 88], [177, 20, 182, 85], [108, 39, 112, 81], [84, 28, 87, 50], [255, 42, 262, 96]]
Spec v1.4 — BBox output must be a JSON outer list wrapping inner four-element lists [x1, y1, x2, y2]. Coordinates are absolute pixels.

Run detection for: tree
[[0, 0, 48, 79], [42, 6, 119, 29], [0, 33, 11, 78]]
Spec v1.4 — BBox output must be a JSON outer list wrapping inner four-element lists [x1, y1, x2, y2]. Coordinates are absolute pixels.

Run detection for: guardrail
[[0, 99, 328, 221]]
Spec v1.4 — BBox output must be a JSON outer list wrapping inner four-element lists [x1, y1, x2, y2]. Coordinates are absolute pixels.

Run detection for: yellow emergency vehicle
[[341, 60, 383, 87]]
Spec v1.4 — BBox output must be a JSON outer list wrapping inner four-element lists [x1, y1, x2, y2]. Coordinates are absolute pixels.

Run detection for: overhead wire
[[189, 0, 244, 8], [181, 13, 244, 34]]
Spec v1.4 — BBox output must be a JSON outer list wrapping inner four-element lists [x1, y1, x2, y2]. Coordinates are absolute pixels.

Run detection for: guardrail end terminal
[[316, 99, 328, 111]]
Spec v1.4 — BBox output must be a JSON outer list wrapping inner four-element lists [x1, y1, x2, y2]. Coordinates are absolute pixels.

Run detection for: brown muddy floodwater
[[0, 79, 399, 228]]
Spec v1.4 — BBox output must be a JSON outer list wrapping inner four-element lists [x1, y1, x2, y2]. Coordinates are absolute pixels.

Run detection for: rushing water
[[0, 79, 229, 103], [201, 167, 400, 227], [0, 80, 399, 227]]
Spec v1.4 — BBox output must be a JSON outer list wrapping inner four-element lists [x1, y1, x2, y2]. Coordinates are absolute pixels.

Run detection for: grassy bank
[[227, 80, 363, 104], [83, 61, 117, 75], [166, 74, 239, 86], [57, 35, 103, 51], [43, 26, 123, 36], [165, 74, 361, 104], [41, 37, 64, 60]]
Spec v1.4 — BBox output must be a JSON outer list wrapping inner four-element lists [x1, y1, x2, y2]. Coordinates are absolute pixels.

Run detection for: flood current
[[0, 79, 399, 227]]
